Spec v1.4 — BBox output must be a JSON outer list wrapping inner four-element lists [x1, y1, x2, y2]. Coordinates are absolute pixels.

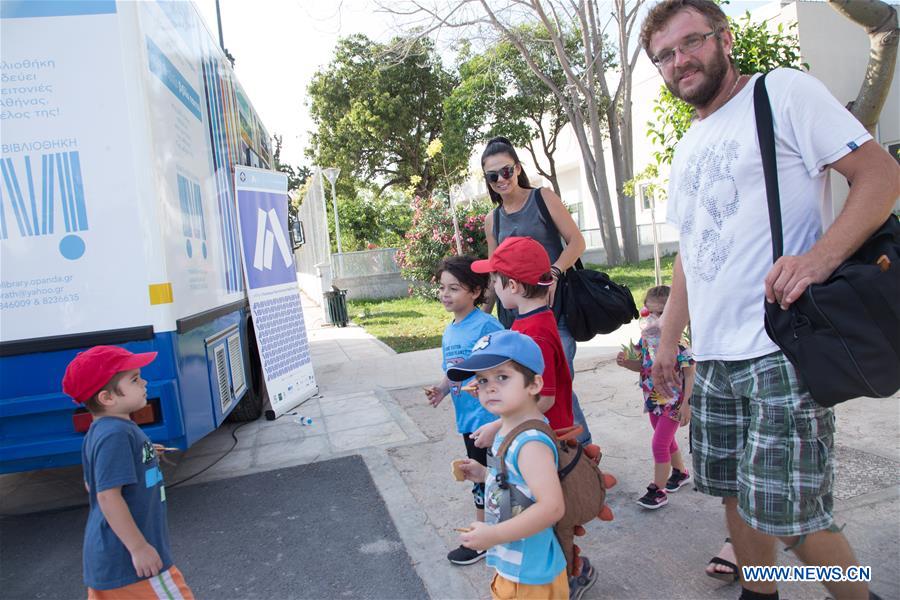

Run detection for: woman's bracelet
[[550, 265, 563, 279]]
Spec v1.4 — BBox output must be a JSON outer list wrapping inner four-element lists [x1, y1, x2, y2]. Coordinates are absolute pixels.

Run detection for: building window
[[568, 202, 584, 229], [640, 183, 655, 211], [888, 141, 899, 165]]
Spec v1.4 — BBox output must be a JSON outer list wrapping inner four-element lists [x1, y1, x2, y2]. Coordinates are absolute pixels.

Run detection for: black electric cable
[[167, 421, 251, 489]]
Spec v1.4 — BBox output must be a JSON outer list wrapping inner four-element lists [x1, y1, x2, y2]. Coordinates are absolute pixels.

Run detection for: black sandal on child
[[706, 538, 740, 583]]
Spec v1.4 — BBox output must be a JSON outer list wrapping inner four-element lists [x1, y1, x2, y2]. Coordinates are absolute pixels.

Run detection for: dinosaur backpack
[[488, 419, 616, 576]]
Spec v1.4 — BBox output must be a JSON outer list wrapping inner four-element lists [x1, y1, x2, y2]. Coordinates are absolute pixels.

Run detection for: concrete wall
[[583, 241, 680, 267]]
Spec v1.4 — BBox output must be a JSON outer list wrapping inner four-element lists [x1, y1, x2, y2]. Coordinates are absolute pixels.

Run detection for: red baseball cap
[[471, 236, 552, 286], [62, 345, 157, 404]]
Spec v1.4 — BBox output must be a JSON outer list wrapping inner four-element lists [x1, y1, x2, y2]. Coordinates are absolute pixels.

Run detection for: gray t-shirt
[[494, 188, 565, 326], [82, 417, 173, 590]]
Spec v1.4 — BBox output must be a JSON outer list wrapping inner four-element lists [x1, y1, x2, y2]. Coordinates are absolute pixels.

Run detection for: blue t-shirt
[[484, 429, 567, 584], [442, 309, 504, 433], [81, 417, 173, 590]]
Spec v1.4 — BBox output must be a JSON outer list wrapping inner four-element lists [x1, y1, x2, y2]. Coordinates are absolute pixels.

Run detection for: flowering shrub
[[395, 195, 492, 297]]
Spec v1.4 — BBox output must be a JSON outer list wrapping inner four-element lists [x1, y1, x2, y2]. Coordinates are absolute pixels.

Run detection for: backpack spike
[[574, 524, 586, 536], [584, 443, 601, 462], [603, 473, 617, 489], [554, 425, 582, 441], [598, 504, 614, 521]]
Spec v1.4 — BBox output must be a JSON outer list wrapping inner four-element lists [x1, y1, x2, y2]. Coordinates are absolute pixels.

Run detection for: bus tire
[[226, 317, 265, 423]]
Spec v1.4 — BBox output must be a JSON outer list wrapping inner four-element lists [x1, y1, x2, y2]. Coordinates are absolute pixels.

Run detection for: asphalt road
[[0, 456, 428, 599]]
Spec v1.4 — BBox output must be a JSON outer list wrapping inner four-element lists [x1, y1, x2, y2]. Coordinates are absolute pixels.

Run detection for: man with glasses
[[640, 1, 899, 600]]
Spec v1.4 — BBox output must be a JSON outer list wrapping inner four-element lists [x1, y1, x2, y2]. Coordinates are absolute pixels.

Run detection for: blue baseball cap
[[446, 330, 544, 381]]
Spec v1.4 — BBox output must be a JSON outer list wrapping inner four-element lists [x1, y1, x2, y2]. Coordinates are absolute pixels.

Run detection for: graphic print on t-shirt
[[446, 357, 465, 395], [678, 139, 741, 283]]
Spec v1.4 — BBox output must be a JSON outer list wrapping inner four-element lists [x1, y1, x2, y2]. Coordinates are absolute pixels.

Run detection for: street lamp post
[[322, 168, 342, 255], [648, 188, 662, 286], [322, 167, 343, 280], [449, 185, 463, 256]]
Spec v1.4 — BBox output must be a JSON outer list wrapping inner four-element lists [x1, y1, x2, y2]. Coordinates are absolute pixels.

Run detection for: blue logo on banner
[[238, 190, 294, 289]]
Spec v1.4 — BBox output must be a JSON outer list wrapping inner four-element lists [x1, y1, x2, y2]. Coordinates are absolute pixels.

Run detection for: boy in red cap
[[62, 346, 193, 599], [470, 237, 598, 596], [472, 236, 574, 432]]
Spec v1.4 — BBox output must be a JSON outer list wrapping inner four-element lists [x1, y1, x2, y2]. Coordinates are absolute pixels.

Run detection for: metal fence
[[294, 169, 331, 278], [581, 222, 679, 250], [332, 247, 400, 280], [324, 223, 675, 282]]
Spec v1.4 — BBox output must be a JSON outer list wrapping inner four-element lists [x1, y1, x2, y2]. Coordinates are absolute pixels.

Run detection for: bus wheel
[[226, 318, 265, 422]]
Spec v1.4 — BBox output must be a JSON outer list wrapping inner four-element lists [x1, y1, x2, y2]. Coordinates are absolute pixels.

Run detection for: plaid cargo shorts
[[690, 351, 836, 536]]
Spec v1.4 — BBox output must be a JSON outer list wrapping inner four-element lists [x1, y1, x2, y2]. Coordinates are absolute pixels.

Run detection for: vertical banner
[[234, 166, 316, 416]]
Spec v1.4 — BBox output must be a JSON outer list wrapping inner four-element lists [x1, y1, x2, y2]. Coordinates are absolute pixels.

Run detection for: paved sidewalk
[[2, 289, 897, 600]]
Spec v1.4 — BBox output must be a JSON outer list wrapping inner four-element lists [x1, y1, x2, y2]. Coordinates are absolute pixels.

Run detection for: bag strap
[[753, 73, 784, 263], [492, 206, 501, 245], [496, 419, 558, 479], [532, 188, 584, 271]]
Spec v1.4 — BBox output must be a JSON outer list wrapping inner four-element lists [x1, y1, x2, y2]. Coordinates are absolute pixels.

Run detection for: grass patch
[[347, 296, 449, 353], [348, 254, 677, 353]]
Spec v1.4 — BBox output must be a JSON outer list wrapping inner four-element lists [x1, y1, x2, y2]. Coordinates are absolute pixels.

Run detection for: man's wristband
[[550, 266, 563, 279]]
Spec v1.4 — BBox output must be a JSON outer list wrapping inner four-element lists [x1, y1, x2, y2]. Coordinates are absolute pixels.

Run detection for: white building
[[463, 0, 900, 259]]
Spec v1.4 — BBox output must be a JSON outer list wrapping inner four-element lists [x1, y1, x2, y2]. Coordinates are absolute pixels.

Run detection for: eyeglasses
[[484, 164, 516, 183], [651, 29, 719, 68]]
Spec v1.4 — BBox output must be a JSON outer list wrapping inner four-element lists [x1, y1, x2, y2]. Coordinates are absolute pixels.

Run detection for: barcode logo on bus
[[0, 150, 88, 260]]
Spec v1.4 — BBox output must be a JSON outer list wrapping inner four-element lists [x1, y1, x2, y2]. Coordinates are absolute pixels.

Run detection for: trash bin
[[323, 287, 349, 327]]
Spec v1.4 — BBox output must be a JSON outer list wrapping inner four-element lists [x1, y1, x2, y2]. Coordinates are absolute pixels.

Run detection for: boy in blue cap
[[450, 330, 569, 599]]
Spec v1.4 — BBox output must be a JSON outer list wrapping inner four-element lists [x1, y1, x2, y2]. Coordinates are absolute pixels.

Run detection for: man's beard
[[665, 47, 730, 109]]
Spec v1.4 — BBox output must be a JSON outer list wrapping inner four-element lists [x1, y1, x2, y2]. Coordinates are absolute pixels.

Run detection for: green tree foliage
[[443, 25, 586, 193], [395, 196, 491, 297], [326, 188, 413, 252], [647, 14, 806, 167], [306, 34, 460, 198]]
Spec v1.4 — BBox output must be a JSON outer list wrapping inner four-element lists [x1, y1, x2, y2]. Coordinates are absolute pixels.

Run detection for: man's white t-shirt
[[666, 68, 871, 361]]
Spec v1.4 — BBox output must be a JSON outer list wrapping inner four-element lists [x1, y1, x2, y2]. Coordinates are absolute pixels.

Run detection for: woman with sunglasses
[[479, 136, 593, 445]]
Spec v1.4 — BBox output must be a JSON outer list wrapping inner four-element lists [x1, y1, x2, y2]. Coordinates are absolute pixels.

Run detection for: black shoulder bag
[[494, 189, 638, 340], [754, 73, 900, 407]]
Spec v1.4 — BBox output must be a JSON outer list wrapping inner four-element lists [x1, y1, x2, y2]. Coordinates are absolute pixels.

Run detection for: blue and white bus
[[0, 0, 278, 473]]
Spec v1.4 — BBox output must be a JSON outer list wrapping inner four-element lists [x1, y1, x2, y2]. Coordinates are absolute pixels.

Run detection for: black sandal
[[706, 537, 740, 583]]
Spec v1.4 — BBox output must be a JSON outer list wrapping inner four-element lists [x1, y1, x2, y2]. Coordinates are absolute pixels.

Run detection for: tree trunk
[[828, 0, 899, 136], [570, 108, 621, 264]]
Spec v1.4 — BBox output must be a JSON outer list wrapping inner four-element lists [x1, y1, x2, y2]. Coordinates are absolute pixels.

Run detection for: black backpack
[[754, 73, 900, 407]]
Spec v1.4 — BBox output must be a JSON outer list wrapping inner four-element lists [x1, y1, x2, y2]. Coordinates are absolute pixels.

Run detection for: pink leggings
[[649, 413, 680, 463]]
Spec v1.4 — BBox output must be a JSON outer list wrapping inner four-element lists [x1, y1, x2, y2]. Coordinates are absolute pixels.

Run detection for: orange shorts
[[490, 569, 568, 600], [87, 566, 193, 600]]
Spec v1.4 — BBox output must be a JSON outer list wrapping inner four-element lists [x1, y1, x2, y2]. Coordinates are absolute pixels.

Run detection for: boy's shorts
[[88, 566, 193, 600], [490, 569, 568, 600], [690, 351, 835, 537]]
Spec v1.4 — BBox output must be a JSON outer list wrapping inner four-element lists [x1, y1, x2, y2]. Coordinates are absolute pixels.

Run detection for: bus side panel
[[0, 0, 156, 343], [134, 1, 246, 323], [0, 334, 185, 474], [174, 308, 249, 446]]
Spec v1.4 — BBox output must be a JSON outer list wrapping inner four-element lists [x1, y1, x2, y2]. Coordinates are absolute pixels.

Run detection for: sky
[[192, 0, 776, 170], [193, 0, 399, 168]]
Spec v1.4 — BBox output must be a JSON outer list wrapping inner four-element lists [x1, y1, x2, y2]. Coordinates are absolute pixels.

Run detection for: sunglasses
[[484, 164, 516, 183]]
